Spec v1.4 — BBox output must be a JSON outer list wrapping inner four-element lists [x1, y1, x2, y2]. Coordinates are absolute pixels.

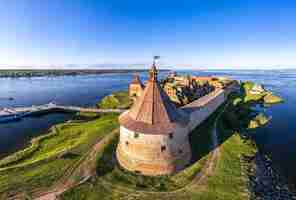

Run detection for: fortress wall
[[184, 89, 226, 132], [117, 85, 238, 176], [116, 125, 191, 175]]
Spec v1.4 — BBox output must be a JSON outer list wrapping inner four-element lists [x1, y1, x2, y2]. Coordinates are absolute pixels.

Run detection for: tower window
[[161, 145, 166, 152], [179, 149, 183, 154], [169, 133, 173, 139], [134, 132, 139, 138]]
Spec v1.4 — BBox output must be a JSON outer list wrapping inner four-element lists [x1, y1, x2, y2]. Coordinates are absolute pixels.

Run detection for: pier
[[0, 103, 125, 123]]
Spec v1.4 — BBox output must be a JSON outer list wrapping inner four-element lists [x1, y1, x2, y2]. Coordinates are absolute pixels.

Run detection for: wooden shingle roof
[[119, 64, 189, 135]]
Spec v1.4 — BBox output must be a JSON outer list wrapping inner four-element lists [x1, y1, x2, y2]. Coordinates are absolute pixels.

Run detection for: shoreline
[[0, 77, 292, 199], [249, 152, 296, 200], [0, 69, 169, 78]]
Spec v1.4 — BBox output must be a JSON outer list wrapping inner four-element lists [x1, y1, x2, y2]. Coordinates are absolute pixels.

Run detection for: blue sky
[[0, 0, 296, 69]]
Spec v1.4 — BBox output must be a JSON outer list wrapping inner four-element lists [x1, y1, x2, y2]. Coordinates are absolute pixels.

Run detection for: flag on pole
[[153, 56, 160, 64], [153, 56, 160, 61]]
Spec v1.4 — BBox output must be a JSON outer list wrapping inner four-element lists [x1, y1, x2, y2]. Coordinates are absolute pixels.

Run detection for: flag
[[153, 56, 160, 64], [153, 56, 160, 60]]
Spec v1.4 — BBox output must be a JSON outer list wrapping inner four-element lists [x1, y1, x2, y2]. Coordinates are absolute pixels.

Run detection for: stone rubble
[[246, 153, 296, 200]]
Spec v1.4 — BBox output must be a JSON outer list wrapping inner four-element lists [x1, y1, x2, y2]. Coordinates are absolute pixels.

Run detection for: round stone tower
[[128, 74, 144, 99], [116, 60, 191, 176]]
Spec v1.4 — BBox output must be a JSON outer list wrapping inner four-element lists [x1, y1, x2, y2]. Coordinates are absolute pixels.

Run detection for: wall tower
[[117, 59, 192, 176]]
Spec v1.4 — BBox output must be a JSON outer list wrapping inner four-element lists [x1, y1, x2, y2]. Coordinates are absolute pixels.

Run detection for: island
[[0, 63, 290, 200]]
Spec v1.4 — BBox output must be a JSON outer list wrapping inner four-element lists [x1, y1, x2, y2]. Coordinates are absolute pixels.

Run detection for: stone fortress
[[116, 60, 239, 176]]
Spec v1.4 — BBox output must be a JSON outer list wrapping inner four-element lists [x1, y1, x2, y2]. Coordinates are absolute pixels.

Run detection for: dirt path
[[97, 122, 221, 196], [26, 128, 119, 200], [90, 104, 227, 196], [26, 104, 228, 200]]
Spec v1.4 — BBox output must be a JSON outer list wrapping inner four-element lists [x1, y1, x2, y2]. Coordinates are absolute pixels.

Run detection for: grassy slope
[[0, 113, 119, 197], [60, 108, 217, 199], [61, 99, 256, 200], [189, 126, 255, 199], [61, 114, 214, 198], [0, 88, 259, 199], [97, 91, 131, 109], [98, 114, 214, 192], [61, 132, 254, 200]]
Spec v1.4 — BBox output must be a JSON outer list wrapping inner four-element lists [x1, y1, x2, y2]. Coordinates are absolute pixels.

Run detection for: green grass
[[241, 81, 283, 105], [97, 91, 131, 109], [0, 113, 119, 196], [187, 112, 256, 200], [263, 93, 283, 104], [61, 131, 255, 200], [87, 113, 214, 191], [0, 89, 262, 199], [72, 112, 101, 121], [247, 113, 270, 129], [244, 93, 264, 103], [60, 105, 222, 199], [226, 88, 275, 131], [0, 158, 77, 199], [61, 96, 257, 200], [241, 81, 265, 103], [0, 113, 118, 169]]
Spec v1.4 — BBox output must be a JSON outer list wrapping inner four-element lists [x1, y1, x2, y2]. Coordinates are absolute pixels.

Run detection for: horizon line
[[1, 66, 296, 70]]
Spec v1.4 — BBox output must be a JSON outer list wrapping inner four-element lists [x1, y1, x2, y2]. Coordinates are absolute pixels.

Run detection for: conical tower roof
[[130, 74, 143, 86], [119, 63, 189, 135]]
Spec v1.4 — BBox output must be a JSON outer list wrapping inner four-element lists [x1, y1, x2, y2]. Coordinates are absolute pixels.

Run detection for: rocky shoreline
[[247, 153, 296, 200]]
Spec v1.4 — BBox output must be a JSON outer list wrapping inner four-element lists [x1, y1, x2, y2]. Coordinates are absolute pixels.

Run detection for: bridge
[[0, 103, 126, 122], [54, 105, 125, 114]]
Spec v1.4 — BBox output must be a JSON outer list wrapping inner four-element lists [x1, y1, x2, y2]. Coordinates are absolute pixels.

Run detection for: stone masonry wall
[[117, 87, 235, 176], [116, 125, 191, 176], [183, 89, 226, 132]]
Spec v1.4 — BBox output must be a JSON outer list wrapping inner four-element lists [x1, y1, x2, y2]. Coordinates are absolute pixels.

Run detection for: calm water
[[0, 69, 296, 180], [0, 72, 168, 157]]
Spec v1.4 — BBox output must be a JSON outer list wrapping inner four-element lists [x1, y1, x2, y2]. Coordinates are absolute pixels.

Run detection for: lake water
[[0, 69, 296, 181]]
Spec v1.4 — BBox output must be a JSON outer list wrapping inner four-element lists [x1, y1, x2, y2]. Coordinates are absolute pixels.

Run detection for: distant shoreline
[[0, 69, 169, 78]]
